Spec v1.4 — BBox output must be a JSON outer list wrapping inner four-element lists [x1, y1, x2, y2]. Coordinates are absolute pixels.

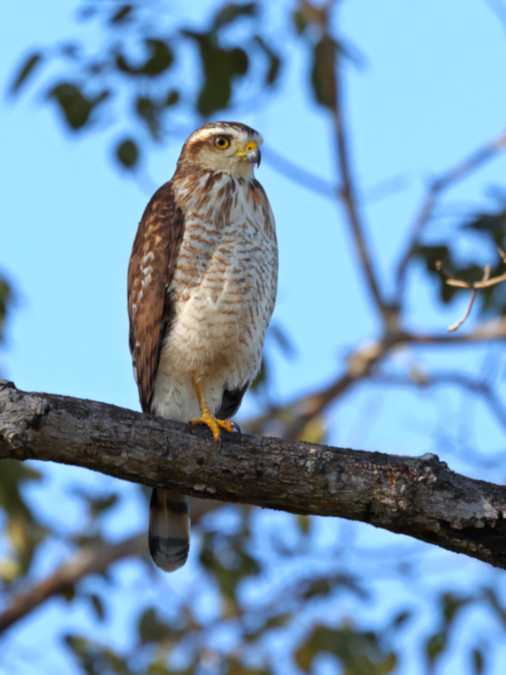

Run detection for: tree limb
[[0, 534, 144, 634], [0, 499, 220, 634], [369, 371, 506, 429], [2, 382, 506, 573]]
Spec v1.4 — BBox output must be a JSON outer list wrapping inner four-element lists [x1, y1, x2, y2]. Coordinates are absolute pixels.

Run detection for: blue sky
[[2, 1, 506, 673]]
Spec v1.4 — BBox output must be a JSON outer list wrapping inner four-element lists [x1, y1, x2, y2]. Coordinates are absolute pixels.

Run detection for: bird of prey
[[127, 121, 278, 571]]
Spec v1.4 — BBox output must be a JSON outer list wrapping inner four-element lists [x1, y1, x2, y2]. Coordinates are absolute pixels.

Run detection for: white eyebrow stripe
[[188, 124, 263, 146]]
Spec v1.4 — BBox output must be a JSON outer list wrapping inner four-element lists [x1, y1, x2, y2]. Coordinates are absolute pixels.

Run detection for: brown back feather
[[127, 182, 185, 413]]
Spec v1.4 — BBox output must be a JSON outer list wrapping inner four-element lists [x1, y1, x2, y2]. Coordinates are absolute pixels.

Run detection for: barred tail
[[148, 488, 189, 571]]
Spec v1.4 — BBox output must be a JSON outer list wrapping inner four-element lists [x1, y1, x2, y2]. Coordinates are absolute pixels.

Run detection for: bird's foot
[[230, 421, 242, 436], [189, 410, 234, 443]]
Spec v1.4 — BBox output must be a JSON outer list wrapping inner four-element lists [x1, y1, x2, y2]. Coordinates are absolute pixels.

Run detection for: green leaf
[[116, 139, 139, 168], [110, 4, 133, 24], [472, 647, 485, 675], [0, 277, 13, 342], [199, 530, 260, 603], [390, 609, 412, 631], [297, 514, 311, 534], [414, 244, 459, 304], [116, 39, 173, 77], [64, 634, 131, 675], [10, 52, 43, 95], [293, 10, 309, 35], [138, 608, 172, 645], [311, 36, 337, 109], [482, 586, 506, 627], [302, 573, 369, 602], [72, 488, 120, 518], [213, 2, 258, 29], [135, 96, 160, 138], [296, 624, 397, 674], [186, 31, 249, 115], [425, 632, 447, 665], [465, 208, 506, 248], [165, 90, 180, 106], [0, 460, 47, 580], [254, 36, 282, 86], [87, 593, 106, 621], [47, 83, 109, 130], [442, 592, 469, 625]]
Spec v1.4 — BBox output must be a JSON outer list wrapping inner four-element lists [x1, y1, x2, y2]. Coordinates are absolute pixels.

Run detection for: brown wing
[[127, 182, 185, 413]]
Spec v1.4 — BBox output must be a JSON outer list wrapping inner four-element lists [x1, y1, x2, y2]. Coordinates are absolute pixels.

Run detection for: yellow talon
[[190, 380, 235, 443], [189, 412, 234, 443]]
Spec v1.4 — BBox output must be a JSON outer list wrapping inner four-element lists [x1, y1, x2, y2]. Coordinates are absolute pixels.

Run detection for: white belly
[[151, 199, 277, 421]]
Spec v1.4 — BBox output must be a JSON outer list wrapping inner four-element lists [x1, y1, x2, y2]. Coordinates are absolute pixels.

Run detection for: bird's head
[[177, 122, 263, 177]]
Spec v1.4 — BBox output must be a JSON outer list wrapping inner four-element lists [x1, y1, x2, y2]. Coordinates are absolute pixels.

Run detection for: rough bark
[[1, 380, 506, 570]]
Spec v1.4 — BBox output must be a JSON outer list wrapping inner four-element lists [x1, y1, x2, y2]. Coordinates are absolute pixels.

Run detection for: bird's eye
[[214, 136, 230, 150]]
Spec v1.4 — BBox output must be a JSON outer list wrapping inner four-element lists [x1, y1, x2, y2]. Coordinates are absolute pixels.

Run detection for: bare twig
[[434, 246, 506, 331], [321, 13, 391, 324], [369, 371, 506, 429], [395, 131, 506, 298], [445, 273, 506, 290], [250, 319, 506, 442], [446, 265, 492, 332], [264, 146, 336, 200], [400, 319, 506, 344]]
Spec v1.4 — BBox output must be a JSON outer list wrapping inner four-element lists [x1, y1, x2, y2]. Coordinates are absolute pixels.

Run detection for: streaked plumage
[[127, 121, 278, 571]]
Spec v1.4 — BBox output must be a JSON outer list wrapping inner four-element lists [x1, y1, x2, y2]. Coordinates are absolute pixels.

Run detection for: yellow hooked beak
[[233, 141, 261, 166]]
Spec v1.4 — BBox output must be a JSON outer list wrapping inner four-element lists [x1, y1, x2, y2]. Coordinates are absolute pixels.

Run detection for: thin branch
[[485, 0, 506, 36], [369, 371, 506, 429], [401, 318, 506, 344], [0, 534, 144, 634], [445, 273, 506, 290], [395, 131, 506, 297], [0, 500, 219, 634], [323, 15, 391, 324], [447, 265, 491, 332], [436, 247, 506, 291], [264, 146, 337, 200], [434, 249, 506, 331], [2, 383, 506, 572], [256, 320, 506, 442]]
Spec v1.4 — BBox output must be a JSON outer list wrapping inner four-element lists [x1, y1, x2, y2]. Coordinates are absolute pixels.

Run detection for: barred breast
[[151, 171, 278, 421]]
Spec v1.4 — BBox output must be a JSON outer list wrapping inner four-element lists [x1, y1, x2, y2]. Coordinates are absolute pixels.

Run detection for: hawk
[[127, 121, 278, 571]]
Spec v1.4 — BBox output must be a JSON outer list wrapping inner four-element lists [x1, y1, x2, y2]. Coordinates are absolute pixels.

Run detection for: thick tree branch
[[2, 382, 506, 572]]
